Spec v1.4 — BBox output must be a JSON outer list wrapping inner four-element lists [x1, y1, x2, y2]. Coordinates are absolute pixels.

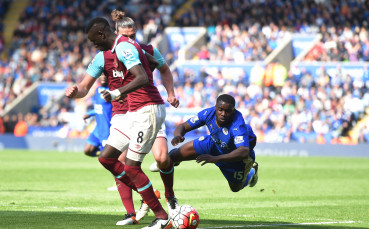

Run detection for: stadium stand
[[0, 0, 368, 145]]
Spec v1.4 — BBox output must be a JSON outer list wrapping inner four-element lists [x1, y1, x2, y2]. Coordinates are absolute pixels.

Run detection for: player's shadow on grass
[[0, 211, 364, 229]]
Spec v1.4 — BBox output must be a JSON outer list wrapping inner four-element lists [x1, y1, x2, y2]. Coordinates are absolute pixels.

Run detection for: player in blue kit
[[168, 94, 258, 192], [83, 75, 112, 157]]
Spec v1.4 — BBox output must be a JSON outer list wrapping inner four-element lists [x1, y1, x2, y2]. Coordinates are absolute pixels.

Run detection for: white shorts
[[156, 122, 167, 139], [106, 104, 166, 162]]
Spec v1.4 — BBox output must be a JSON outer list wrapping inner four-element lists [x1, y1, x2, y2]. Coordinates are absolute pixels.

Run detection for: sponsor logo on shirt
[[210, 136, 229, 150], [113, 70, 124, 78], [122, 49, 134, 60], [190, 115, 199, 123], [234, 136, 244, 144]]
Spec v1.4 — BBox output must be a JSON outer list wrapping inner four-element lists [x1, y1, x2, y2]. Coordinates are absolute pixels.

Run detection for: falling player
[[155, 94, 259, 192]]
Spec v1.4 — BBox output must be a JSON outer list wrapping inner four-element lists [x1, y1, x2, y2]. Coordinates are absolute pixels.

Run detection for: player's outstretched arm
[[197, 146, 250, 165], [83, 110, 96, 121], [65, 74, 97, 99], [158, 63, 179, 108], [172, 122, 194, 146]]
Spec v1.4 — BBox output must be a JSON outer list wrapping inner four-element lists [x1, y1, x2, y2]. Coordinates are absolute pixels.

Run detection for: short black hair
[[85, 17, 110, 33], [216, 94, 235, 107]]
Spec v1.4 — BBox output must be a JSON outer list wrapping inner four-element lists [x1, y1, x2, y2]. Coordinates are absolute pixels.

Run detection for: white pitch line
[[198, 221, 356, 228], [201, 212, 335, 222]]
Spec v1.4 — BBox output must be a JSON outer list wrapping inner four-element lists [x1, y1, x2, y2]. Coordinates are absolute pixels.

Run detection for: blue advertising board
[[176, 60, 265, 82], [166, 27, 203, 52], [291, 62, 369, 81], [37, 83, 69, 106], [291, 34, 317, 58]]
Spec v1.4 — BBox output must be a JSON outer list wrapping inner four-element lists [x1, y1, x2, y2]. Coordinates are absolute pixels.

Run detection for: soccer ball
[[171, 205, 199, 229]]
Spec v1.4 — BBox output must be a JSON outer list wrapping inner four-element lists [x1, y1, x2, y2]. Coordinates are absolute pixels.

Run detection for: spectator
[[14, 113, 28, 137], [0, 116, 4, 134]]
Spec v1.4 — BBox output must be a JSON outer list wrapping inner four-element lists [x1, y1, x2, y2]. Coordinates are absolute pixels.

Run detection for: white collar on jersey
[[111, 34, 123, 53]]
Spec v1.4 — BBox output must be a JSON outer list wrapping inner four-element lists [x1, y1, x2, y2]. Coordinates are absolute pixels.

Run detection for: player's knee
[[169, 148, 181, 162], [156, 155, 170, 169], [230, 187, 241, 192], [229, 183, 243, 192], [124, 165, 141, 179], [230, 186, 242, 192]]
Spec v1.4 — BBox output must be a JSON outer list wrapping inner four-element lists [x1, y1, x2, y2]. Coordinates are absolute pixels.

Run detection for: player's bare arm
[[65, 74, 97, 98], [145, 52, 159, 71], [101, 64, 149, 102], [83, 114, 91, 120], [158, 63, 179, 108], [196, 146, 250, 166], [171, 122, 194, 146]]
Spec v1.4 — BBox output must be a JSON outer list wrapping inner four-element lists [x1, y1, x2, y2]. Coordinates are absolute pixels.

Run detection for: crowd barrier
[[0, 134, 367, 157]]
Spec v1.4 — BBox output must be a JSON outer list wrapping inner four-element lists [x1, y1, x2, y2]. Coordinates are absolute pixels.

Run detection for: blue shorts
[[193, 135, 255, 184], [87, 129, 104, 149]]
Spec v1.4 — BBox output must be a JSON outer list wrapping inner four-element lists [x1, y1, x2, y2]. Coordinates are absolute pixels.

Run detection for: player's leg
[[169, 140, 199, 163], [115, 177, 138, 225], [169, 134, 215, 164], [149, 124, 170, 172], [124, 104, 171, 229], [249, 161, 259, 187], [151, 132, 178, 216], [224, 156, 255, 192], [97, 115, 141, 224], [113, 148, 138, 225], [98, 114, 137, 191], [136, 136, 169, 220], [85, 130, 100, 157]]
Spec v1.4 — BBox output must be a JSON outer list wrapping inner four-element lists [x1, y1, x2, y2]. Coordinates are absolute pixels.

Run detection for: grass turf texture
[[0, 149, 368, 229]]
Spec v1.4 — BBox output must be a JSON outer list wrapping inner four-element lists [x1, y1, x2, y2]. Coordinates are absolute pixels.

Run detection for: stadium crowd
[[0, 0, 369, 144]]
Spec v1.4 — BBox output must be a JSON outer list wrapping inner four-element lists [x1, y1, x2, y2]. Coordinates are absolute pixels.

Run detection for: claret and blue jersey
[[86, 38, 165, 113], [188, 107, 257, 184], [86, 46, 164, 80]]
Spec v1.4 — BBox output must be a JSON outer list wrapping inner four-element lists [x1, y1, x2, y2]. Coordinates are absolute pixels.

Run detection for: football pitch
[[0, 149, 368, 229]]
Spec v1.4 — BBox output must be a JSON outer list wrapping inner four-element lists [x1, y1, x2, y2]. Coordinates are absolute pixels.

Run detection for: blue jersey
[[188, 107, 257, 184], [90, 86, 112, 140], [187, 107, 256, 157]]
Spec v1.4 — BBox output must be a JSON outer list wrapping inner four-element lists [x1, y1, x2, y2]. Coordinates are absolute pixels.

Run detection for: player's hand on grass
[[65, 85, 78, 98], [167, 95, 179, 108], [171, 136, 185, 146], [196, 154, 218, 166]]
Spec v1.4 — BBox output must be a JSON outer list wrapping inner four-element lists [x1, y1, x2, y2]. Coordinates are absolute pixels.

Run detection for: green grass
[[0, 149, 368, 228]]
